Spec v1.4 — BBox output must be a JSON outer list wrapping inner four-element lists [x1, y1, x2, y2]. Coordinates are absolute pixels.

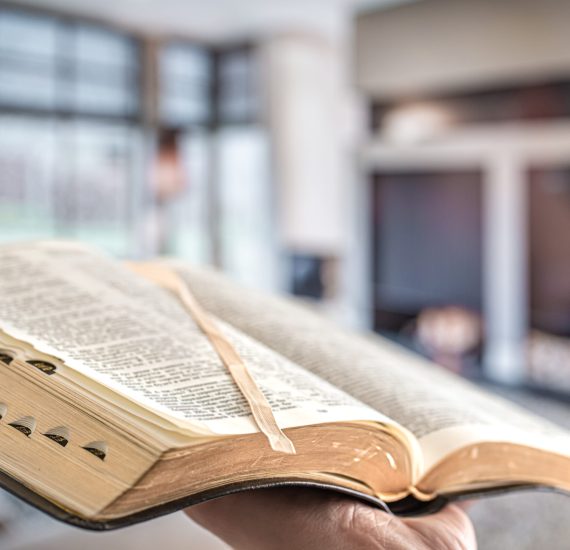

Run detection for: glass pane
[[0, 65, 57, 108], [219, 49, 258, 121], [74, 70, 132, 115], [0, 11, 58, 108], [71, 121, 136, 256], [160, 43, 211, 124], [170, 129, 212, 263], [0, 115, 57, 241], [72, 25, 139, 116], [76, 25, 137, 68], [0, 115, 142, 257], [0, 11, 58, 57], [218, 126, 277, 289], [162, 44, 210, 79], [0, 9, 140, 118], [161, 90, 209, 123]]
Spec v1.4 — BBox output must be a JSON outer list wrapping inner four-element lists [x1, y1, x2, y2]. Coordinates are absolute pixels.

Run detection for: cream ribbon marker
[[125, 261, 296, 455]]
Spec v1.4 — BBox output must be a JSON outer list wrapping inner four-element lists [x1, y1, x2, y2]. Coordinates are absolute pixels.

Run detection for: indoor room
[[0, 1, 570, 548]]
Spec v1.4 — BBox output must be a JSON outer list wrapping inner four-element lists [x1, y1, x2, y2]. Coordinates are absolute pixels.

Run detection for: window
[[160, 43, 211, 126], [0, 10, 270, 274], [0, 9, 139, 118], [72, 25, 139, 116], [218, 47, 259, 123], [0, 115, 140, 256], [0, 115, 57, 241], [218, 126, 276, 289], [0, 11, 58, 110], [159, 42, 259, 127], [0, 7, 142, 256]]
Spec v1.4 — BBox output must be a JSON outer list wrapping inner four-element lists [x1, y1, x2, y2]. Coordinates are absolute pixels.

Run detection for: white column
[[483, 153, 528, 385], [206, 129, 222, 268]]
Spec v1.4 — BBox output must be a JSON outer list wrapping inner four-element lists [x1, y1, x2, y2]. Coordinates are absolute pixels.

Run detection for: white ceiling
[[10, 0, 413, 41]]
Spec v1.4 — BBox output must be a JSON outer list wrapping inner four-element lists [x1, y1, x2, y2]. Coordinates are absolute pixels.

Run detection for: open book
[[0, 241, 569, 530]]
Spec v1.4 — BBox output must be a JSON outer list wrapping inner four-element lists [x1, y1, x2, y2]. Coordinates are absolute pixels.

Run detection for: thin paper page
[[0, 242, 391, 438], [173, 263, 570, 464]]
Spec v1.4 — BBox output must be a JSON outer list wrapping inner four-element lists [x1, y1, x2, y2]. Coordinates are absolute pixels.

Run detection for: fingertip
[[436, 504, 475, 532], [453, 499, 475, 512], [404, 505, 477, 550]]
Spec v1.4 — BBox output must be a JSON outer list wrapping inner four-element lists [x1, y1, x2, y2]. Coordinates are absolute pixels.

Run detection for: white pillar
[[483, 153, 528, 385]]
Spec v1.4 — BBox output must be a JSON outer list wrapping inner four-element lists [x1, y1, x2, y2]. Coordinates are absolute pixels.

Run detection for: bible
[[0, 241, 568, 530]]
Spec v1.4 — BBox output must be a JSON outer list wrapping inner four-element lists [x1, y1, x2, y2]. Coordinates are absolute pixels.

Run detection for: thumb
[[401, 505, 477, 550]]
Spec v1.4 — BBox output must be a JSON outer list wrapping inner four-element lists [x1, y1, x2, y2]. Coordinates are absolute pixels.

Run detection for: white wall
[[355, 0, 570, 97], [263, 34, 352, 257]]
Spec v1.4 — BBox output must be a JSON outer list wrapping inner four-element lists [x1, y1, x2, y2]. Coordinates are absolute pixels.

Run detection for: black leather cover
[[0, 467, 564, 531], [0, 467, 430, 531]]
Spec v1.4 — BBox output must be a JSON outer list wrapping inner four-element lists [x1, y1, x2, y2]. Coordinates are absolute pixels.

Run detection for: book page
[[174, 263, 570, 470], [0, 242, 392, 438]]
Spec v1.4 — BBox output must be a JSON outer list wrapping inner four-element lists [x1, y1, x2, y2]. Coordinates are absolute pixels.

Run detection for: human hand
[[185, 488, 476, 549]]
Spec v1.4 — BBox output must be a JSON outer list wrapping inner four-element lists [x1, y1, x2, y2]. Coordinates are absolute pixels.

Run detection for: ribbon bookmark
[[126, 262, 296, 455]]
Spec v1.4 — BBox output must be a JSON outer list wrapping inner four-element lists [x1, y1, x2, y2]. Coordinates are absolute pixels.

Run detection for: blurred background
[[1, 0, 570, 548]]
